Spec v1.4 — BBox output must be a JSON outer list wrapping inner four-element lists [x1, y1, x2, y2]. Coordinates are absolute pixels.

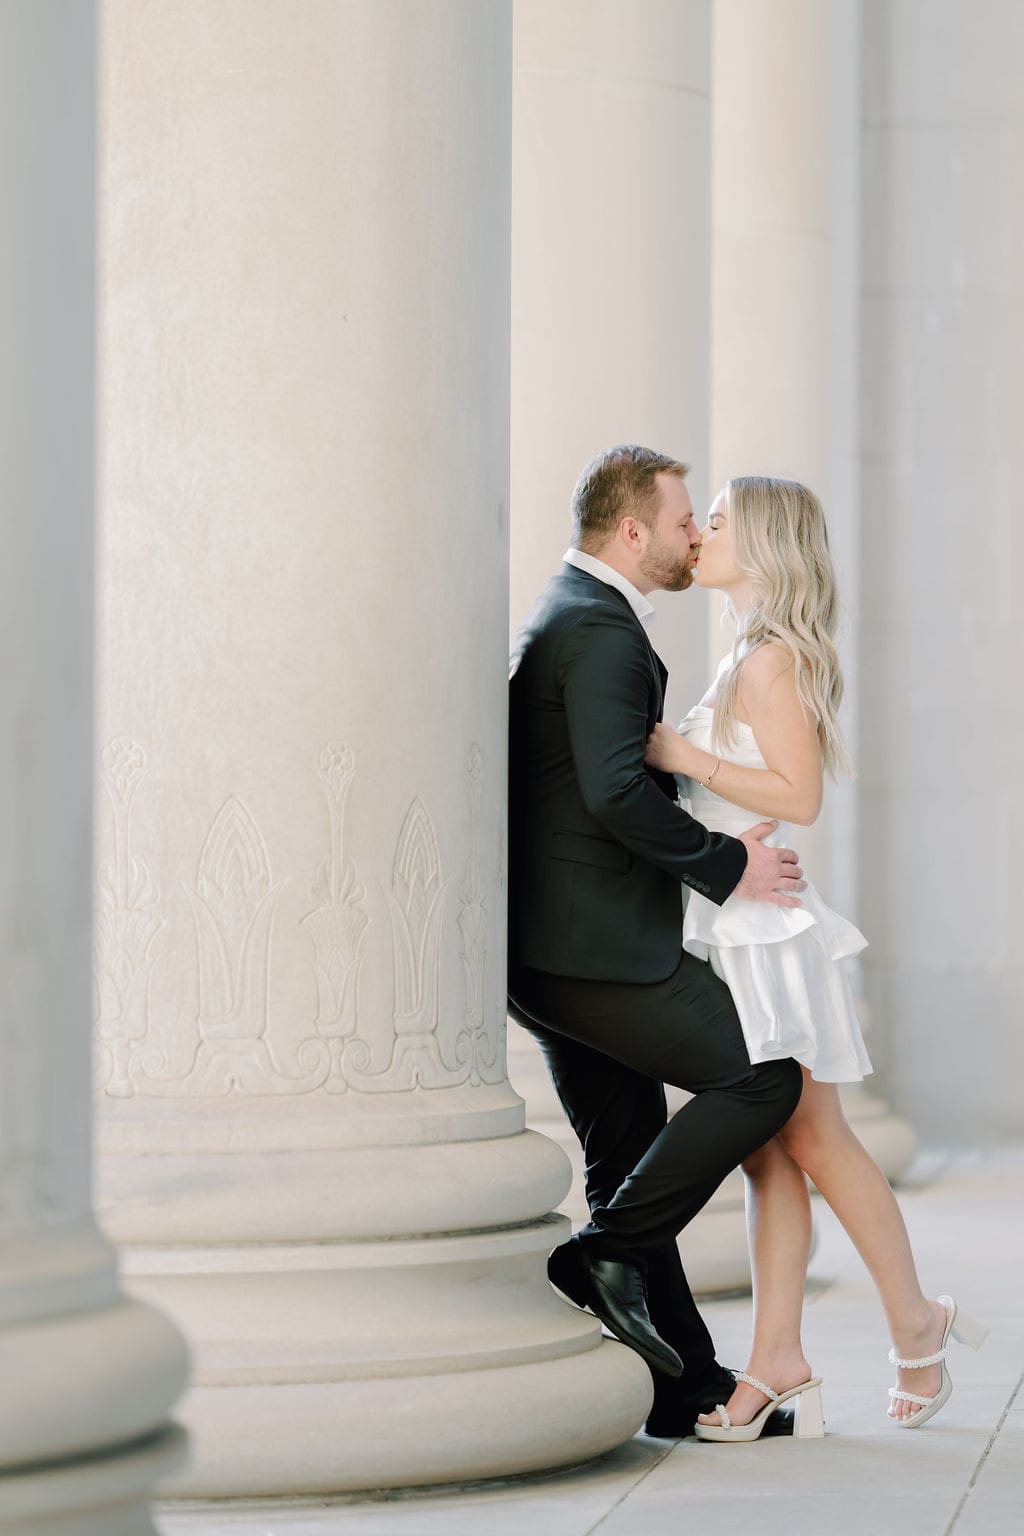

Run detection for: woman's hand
[[645, 721, 693, 774]]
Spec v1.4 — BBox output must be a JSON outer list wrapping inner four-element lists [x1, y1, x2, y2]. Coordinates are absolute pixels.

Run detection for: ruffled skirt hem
[[686, 921, 873, 1085]]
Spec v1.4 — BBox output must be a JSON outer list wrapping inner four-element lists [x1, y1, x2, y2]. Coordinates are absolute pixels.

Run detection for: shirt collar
[[563, 548, 656, 629]]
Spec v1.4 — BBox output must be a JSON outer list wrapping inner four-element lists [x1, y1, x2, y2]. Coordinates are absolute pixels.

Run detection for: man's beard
[[640, 538, 695, 592]]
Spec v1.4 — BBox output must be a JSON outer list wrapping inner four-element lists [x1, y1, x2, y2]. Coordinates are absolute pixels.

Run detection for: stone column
[[512, 0, 715, 723], [710, 0, 914, 1178], [858, 1, 1024, 1142], [510, 0, 751, 1291], [0, 5, 188, 1533], [710, 0, 851, 887], [93, 0, 650, 1499]]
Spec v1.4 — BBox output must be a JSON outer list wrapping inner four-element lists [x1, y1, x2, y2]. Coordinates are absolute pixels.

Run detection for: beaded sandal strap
[[888, 1386, 935, 1407], [733, 1370, 780, 1402], [887, 1346, 947, 1369], [714, 1403, 732, 1429]]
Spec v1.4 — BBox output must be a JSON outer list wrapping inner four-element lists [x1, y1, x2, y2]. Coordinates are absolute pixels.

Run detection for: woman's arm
[[645, 644, 823, 826]]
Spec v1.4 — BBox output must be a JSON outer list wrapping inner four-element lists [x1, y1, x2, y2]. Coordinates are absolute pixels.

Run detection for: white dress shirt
[[563, 548, 656, 630]]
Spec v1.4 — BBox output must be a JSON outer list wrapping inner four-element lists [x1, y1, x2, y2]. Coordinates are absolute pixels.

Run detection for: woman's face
[[694, 490, 741, 590]]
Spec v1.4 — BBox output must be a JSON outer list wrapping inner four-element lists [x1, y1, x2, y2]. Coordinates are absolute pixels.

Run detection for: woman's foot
[[888, 1298, 949, 1422], [697, 1348, 813, 1430]]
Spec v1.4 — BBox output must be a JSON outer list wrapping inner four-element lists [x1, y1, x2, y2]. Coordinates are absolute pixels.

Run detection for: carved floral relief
[[92, 735, 502, 1102]]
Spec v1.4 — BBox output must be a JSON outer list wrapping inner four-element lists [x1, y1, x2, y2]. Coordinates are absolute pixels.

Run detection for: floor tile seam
[[581, 1439, 677, 1536], [943, 1366, 1024, 1536]]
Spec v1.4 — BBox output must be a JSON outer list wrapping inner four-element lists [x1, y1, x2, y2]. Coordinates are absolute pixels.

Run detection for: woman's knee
[[779, 1113, 848, 1177], [778, 1079, 849, 1173], [778, 1116, 814, 1169]]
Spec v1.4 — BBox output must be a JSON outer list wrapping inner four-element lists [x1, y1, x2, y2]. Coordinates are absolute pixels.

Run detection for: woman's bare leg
[[698, 1133, 814, 1428], [779, 1068, 948, 1420]]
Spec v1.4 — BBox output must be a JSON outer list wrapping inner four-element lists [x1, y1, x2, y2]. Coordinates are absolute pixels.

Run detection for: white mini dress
[[676, 698, 872, 1084]]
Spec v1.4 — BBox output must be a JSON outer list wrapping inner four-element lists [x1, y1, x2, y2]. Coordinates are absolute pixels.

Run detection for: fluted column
[[510, 0, 751, 1292], [710, 0, 914, 1177], [0, 5, 187, 1533], [858, 1, 1024, 1141], [512, 0, 714, 721], [93, 0, 650, 1499]]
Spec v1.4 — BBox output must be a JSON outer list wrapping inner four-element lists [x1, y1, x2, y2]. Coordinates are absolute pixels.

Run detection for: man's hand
[[734, 821, 806, 908]]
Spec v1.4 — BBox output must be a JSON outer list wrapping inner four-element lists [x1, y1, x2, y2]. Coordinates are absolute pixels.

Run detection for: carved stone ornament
[[453, 744, 502, 1085], [299, 742, 371, 1092], [93, 737, 164, 1097], [342, 797, 460, 1091]]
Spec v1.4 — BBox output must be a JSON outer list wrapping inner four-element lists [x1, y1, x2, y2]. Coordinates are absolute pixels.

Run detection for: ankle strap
[[887, 1346, 947, 1369], [733, 1370, 780, 1402]]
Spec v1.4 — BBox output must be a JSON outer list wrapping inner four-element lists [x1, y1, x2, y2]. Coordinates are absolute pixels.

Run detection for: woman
[[645, 476, 985, 1443]]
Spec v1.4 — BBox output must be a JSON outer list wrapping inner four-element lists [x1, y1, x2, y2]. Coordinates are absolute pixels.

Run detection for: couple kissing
[[508, 445, 985, 1443]]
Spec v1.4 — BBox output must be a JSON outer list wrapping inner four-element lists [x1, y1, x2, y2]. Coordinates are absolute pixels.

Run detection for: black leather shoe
[[646, 1362, 794, 1438], [548, 1240, 683, 1378], [547, 1238, 589, 1309]]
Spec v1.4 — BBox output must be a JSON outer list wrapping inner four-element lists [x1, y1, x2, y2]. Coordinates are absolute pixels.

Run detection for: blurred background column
[[710, 0, 914, 1176], [0, 4, 188, 1533], [858, 0, 1024, 1140], [510, 0, 751, 1293], [93, 0, 650, 1499]]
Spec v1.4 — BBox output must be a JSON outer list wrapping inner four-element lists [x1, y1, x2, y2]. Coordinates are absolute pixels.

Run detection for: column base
[[104, 1126, 653, 1497], [0, 1425, 187, 1536], [0, 1297, 189, 1471], [160, 1339, 648, 1497], [124, 1216, 651, 1496]]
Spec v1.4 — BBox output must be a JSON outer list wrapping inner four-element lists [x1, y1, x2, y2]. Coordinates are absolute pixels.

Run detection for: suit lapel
[[559, 565, 669, 713]]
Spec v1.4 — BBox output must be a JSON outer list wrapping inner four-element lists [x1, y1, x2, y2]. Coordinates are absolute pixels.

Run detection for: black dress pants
[[509, 950, 802, 1369]]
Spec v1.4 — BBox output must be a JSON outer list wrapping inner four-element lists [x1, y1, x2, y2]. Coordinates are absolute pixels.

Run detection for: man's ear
[[618, 516, 642, 553]]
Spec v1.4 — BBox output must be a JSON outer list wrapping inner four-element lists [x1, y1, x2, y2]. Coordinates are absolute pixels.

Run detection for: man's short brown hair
[[570, 445, 690, 552]]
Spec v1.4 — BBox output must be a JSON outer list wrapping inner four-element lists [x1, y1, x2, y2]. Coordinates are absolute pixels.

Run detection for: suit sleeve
[[556, 609, 748, 905]]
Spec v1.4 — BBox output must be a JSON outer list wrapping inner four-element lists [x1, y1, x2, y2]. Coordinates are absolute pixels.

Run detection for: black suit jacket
[[508, 563, 748, 983]]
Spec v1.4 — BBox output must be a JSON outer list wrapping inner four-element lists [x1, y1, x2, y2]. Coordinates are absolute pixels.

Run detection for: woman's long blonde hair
[[712, 476, 852, 780]]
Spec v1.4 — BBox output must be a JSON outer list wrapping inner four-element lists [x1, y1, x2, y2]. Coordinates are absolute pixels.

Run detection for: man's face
[[637, 473, 702, 592]]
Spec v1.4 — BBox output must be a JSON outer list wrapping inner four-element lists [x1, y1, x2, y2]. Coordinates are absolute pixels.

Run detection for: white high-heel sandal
[[888, 1295, 988, 1428], [694, 1370, 825, 1443]]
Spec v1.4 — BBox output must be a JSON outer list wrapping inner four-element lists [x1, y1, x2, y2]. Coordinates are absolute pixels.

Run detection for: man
[[508, 445, 805, 1435]]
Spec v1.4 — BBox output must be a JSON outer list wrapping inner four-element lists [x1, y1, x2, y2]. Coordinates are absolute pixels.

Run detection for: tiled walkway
[[159, 1148, 1024, 1536]]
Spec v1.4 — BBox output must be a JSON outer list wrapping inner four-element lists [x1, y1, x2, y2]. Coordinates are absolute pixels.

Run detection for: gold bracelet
[[701, 757, 721, 789]]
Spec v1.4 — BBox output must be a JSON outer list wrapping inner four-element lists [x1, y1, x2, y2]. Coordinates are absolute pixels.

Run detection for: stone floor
[[158, 1146, 1024, 1536]]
